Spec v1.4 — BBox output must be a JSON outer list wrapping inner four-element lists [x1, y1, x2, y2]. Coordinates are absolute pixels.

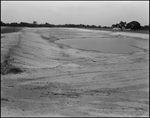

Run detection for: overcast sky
[[1, 1, 149, 26]]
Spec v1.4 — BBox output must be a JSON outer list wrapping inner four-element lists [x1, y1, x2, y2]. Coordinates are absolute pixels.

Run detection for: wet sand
[[1, 28, 149, 117]]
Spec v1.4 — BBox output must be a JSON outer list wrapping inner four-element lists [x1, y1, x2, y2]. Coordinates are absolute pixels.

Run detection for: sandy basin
[[1, 28, 149, 117]]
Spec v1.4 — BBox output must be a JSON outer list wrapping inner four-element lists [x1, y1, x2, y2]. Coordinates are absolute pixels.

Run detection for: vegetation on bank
[[1, 20, 149, 32], [111, 21, 149, 31], [1, 27, 23, 34]]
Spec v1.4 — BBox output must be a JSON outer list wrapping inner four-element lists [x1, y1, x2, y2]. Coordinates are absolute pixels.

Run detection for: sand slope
[[1, 28, 149, 117]]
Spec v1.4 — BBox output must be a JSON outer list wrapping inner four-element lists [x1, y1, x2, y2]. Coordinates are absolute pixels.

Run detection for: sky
[[1, 1, 149, 26]]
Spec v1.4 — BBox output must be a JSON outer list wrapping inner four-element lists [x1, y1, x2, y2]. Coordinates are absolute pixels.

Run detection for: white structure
[[113, 27, 121, 30]]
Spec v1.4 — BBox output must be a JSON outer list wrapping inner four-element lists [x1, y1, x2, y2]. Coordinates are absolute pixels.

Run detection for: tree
[[119, 21, 126, 30], [10, 22, 19, 26], [112, 24, 117, 28], [102, 26, 108, 28], [98, 25, 101, 28], [20, 22, 29, 27], [141, 25, 149, 30], [126, 21, 141, 31], [33, 21, 37, 25], [1, 21, 5, 26], [112, 21, 126, 30], [116, 24, 120, 28]]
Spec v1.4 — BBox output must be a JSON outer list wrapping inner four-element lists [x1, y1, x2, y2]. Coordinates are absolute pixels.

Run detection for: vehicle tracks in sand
[[1, 28, 149, 117]]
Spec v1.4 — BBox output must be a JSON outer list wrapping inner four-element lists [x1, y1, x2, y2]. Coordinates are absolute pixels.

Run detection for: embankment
[[1, 28, 149, 117]]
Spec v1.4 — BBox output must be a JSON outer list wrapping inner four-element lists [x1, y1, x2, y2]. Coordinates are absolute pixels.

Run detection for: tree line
[[1, 21, 101, 28], [1, 21, 149, 31], [112, 21, 149, 31]]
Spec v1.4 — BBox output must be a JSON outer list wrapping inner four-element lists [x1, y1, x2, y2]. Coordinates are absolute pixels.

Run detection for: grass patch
[[1, 27, 23, 34], [1, 62, 23, 75]]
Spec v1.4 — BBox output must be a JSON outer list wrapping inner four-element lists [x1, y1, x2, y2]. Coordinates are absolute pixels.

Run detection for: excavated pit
[[1, 27, 149, 117]]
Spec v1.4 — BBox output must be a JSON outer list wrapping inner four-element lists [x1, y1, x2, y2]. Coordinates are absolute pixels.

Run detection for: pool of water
[[56, 37, 149, 54]]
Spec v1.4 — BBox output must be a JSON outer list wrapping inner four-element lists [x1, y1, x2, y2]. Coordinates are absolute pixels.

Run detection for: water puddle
[[57, 37, 149, 54]]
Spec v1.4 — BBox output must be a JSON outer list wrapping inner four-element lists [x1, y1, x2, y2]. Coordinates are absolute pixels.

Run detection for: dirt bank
[[1, 28, 149, 117]]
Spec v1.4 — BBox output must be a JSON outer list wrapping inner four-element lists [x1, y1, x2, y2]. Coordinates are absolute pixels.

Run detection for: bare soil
[[1, 27, 149, 117]]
